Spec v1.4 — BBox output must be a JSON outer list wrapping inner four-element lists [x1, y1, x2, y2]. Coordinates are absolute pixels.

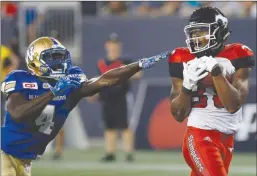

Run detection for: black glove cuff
[[182, 86, 192, 94], [211, 65, 223, 77]]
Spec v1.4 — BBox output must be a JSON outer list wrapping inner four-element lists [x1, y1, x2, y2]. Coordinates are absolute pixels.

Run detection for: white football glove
[[198, 56, 235, 76], [182, 59, 208, 91], [198, 56, 219, 73], [215, 57, 236, 76]]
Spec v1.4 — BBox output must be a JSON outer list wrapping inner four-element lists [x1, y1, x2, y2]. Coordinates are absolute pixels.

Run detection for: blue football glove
[[67, 66, 88, 83], [139, 51, 171, 69], [50, 76, 81, 96]]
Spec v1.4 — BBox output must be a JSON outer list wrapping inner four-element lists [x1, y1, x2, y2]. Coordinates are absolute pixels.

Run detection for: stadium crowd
[[97, 1, 257, 18], [2, 1, 256, 19]]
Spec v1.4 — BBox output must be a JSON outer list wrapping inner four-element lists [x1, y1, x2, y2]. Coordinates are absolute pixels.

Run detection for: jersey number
[[192, 87, 224, 108], [35, 105, 55, 135]]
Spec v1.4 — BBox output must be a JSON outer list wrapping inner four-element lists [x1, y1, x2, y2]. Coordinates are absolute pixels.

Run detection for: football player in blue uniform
[[1, 37, 170, 176]]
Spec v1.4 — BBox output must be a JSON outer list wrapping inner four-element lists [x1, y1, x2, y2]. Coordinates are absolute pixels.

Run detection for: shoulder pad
[[219, 43, 255, 70], [168, 48, 193, 79], [168, 47, 195, 63], [1, 70, 37, 95], [219, 43, 254, 61]]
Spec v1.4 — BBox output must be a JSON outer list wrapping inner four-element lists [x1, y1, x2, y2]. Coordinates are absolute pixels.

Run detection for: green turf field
[[33, 148, 256, 176]]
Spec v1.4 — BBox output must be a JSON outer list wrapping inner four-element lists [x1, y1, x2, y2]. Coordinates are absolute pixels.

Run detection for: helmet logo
[[27, 46, 34, 61], [40, 65, 50, 73], [215, 14, 228, 28]]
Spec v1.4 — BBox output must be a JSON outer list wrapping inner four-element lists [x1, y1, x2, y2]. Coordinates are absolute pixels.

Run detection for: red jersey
[[168, 43, 254, 79], [168, 42, 255, 134]]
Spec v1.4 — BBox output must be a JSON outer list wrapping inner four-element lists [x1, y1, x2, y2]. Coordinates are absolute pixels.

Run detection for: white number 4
[[35, 105, 55, 135]]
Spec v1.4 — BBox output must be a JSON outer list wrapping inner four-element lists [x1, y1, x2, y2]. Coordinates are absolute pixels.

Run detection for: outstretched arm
[[79, 62, 141, 97], [79, 52, 170, 97]]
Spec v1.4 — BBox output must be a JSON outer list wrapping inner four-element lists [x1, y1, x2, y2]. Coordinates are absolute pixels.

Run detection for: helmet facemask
[[184, 22, 220, 54], [38, 47, 72, 80], [185, 7, 230, 56]]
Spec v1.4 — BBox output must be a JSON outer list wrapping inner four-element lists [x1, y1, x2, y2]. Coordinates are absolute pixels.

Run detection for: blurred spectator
[[250, 2, 256, 18], [209, 1, 256, 18], [175, 1, 256, 18], [26, 6, 45, 43], [177, 1, 204, 17], [160, 1, 182, 16], [1, 1, 18, 18], [241, 1, 256, 18], [88, 33, 142, 162], [95, 1, 257, 18], [17, 2, 47, 44], [99, 1, 128, 16], [208, 2, 240, 18], [128, 1, 164, 16]]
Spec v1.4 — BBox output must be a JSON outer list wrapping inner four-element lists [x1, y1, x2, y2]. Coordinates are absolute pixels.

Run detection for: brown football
[[199, 72, 233, 87]]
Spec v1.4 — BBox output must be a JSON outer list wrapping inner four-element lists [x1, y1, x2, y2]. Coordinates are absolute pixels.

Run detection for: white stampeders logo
[[188, 135, 204, 173]]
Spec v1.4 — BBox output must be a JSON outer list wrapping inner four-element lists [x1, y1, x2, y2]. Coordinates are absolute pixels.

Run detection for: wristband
[[182, 86, 192, 94]]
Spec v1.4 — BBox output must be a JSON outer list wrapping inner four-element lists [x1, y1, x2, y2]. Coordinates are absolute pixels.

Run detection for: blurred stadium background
[[1, 1, 256, 176]]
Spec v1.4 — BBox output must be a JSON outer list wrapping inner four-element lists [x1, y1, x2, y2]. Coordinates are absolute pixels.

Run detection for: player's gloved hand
[[139, 51, 171, 69], [198, 56, 219, 73], [67, 66, 88, 83], [198, 56, 226, 76], [50, 76, 81, 96], [182, 59, 208, 92], [214, 57, 236, 76]]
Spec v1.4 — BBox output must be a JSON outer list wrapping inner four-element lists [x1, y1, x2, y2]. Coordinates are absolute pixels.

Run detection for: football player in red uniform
[[169, 7, 255, 176]]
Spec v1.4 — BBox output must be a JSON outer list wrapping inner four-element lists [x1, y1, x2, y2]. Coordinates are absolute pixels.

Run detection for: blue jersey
[[1, 68, 85, 159]]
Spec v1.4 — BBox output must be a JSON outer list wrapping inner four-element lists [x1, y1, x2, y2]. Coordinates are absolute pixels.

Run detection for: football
[[199, 71, 233, 87]]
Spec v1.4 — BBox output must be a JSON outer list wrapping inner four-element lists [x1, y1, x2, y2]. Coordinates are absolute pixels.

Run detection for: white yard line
[[34, 161, 256, 175]]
